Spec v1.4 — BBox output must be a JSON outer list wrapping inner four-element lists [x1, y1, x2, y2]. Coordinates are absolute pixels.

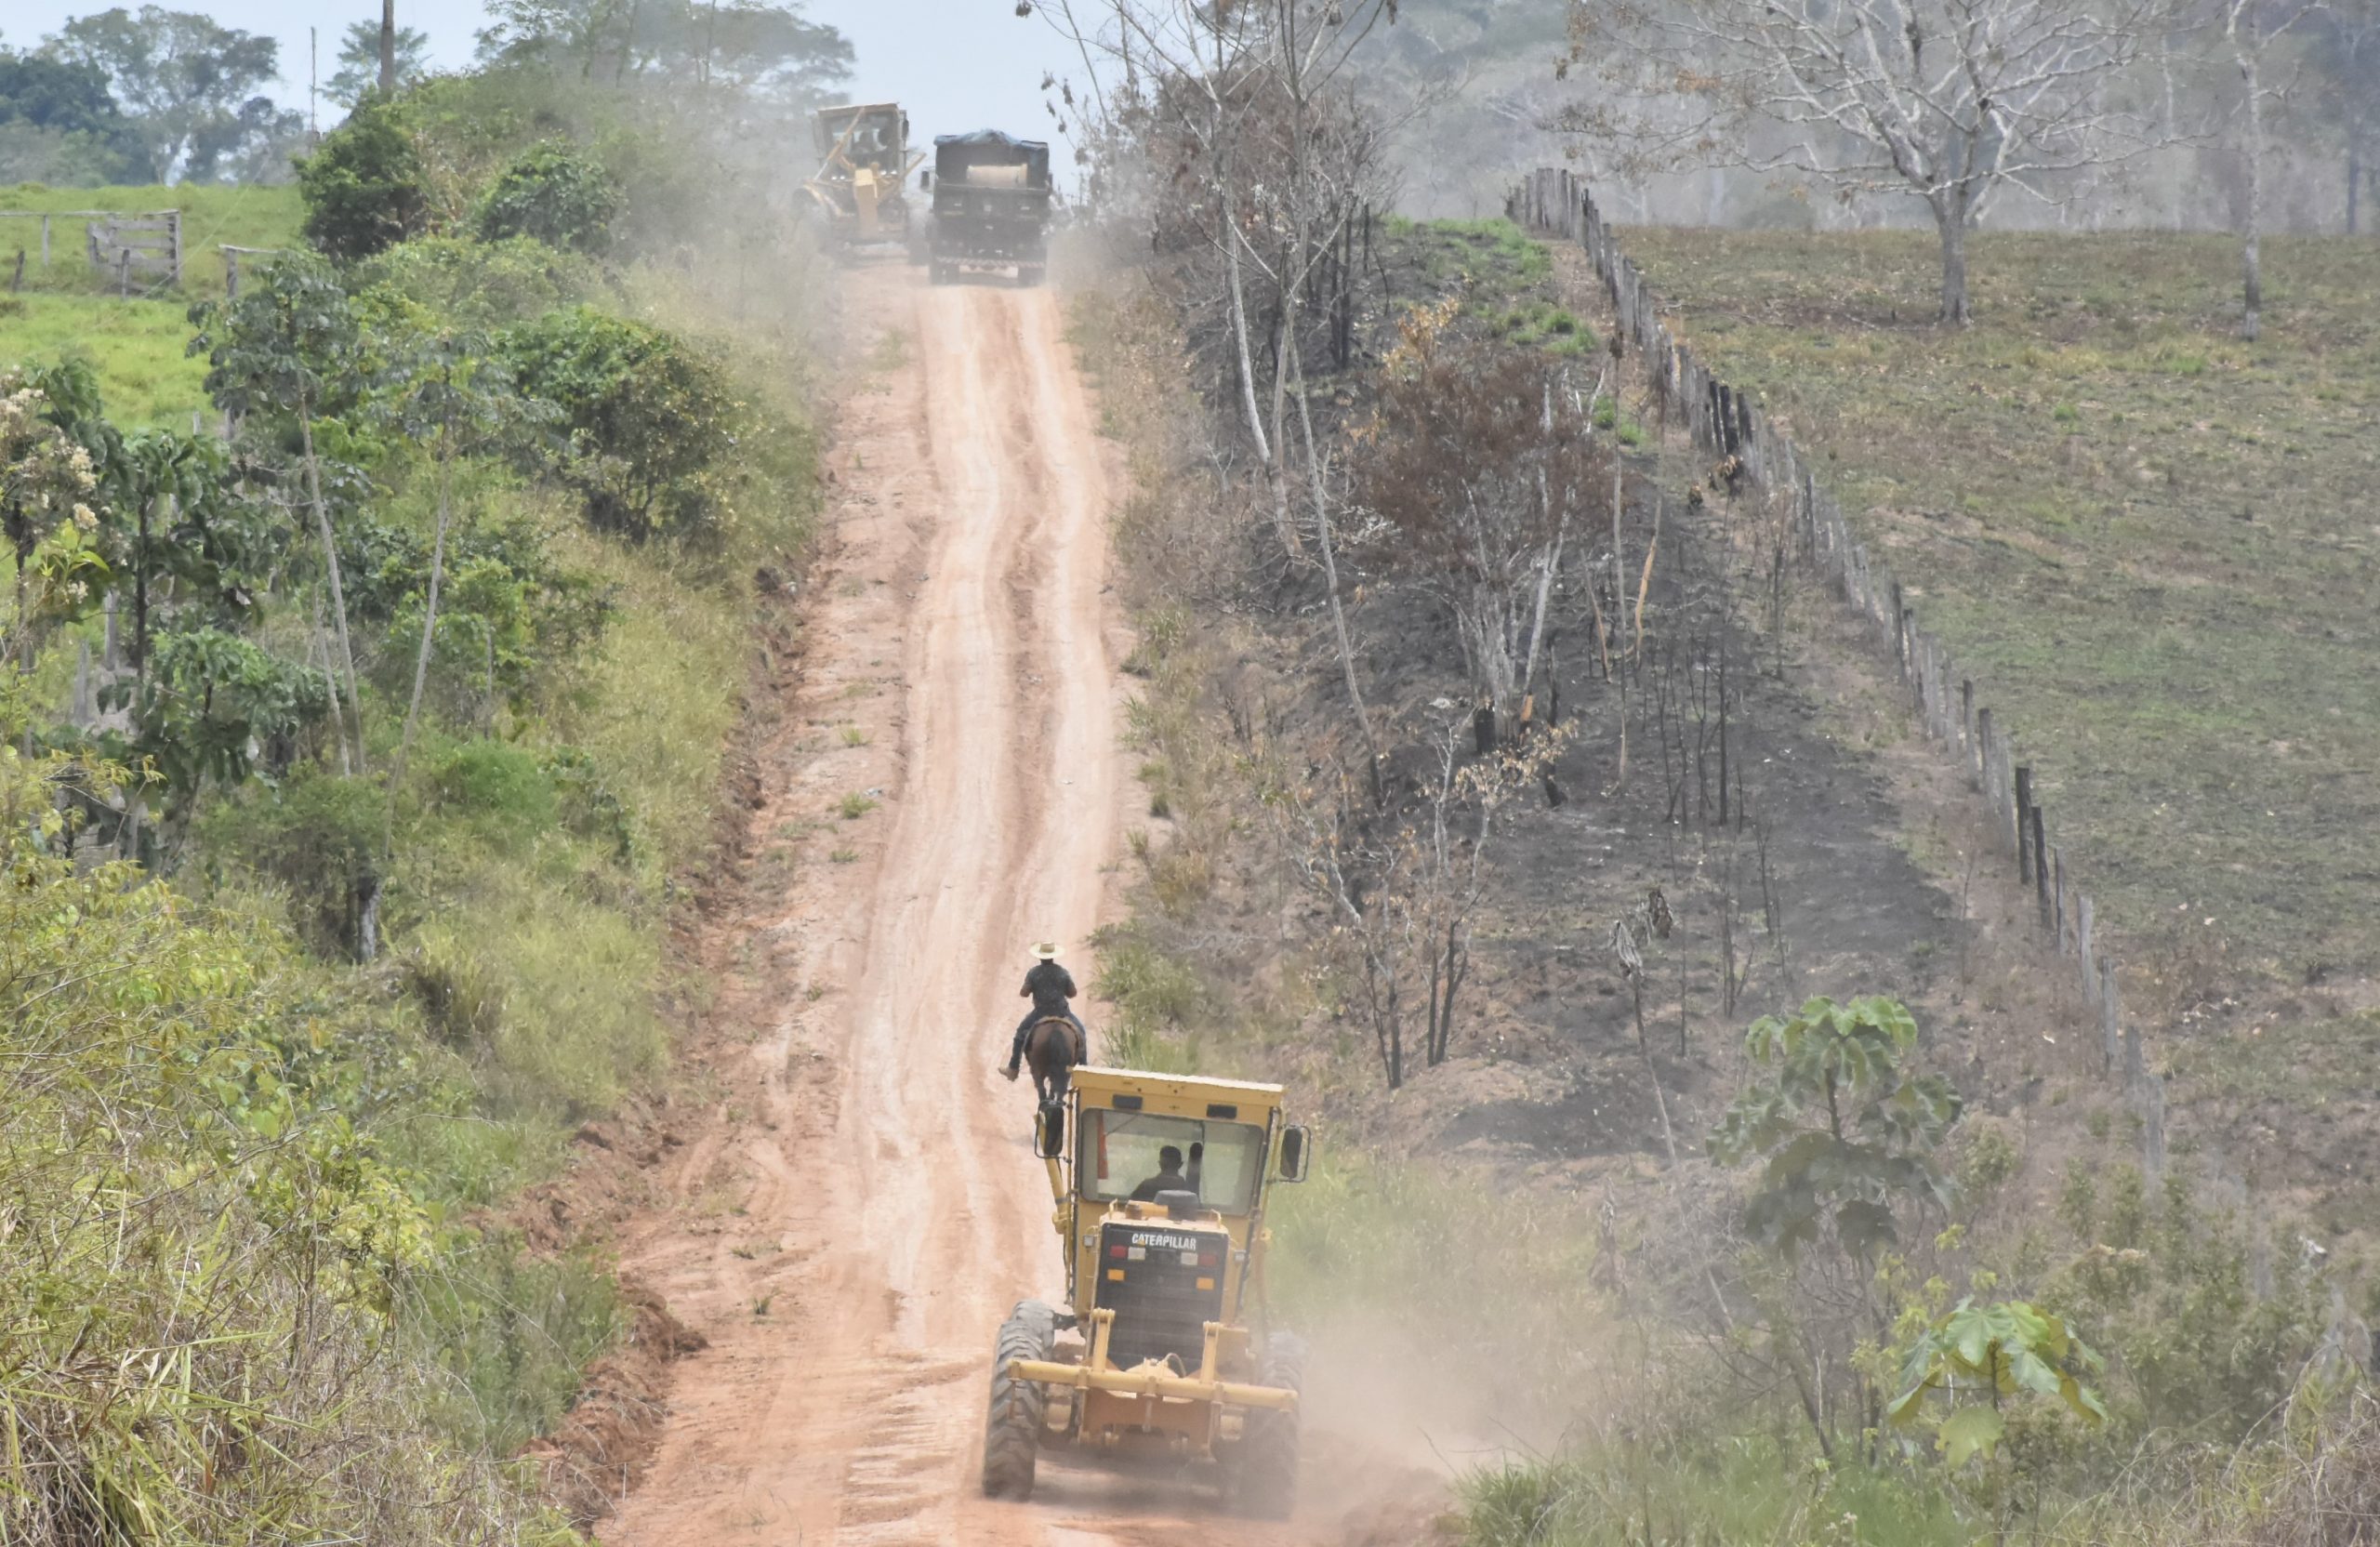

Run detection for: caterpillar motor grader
[[801, 102, 923, 255], [982, 1066, 1314, 1516]]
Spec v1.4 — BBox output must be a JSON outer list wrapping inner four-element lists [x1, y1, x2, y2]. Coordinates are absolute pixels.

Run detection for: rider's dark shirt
[[1022, 961, 1077, 1016]]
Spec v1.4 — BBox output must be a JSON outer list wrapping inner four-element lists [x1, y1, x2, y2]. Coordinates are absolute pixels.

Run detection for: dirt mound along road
[[597, 271, 1325, 1545]]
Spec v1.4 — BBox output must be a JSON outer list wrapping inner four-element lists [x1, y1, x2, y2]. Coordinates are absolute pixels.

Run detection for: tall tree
[[0, 50, 144, 189], [475, 0, 852, 102], [189, 257, 372, 780], [2308, 0, 2380, 233], [1569, 0, 2168, 324], [45, 6, 302, 181], [2224, 0, 2318, 340], [326, 17, 430, 106]]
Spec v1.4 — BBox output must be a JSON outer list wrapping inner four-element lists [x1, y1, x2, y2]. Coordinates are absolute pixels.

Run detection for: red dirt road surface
[[599, 268, 1342, 1545]]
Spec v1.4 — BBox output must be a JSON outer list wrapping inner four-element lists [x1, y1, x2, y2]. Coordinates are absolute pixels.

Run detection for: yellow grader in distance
[[801, 102, 922, 255], [983, 1066, 1314, 1516]]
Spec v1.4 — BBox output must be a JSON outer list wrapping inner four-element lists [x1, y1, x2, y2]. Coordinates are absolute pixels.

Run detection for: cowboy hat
[[1032, 941, 1059, 959]]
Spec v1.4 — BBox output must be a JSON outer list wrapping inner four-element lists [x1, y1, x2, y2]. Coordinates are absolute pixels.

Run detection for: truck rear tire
[[1016, 263, 1046, 288], [1233, 1331, 1305, 1519], [982, 1300, 1057, 1500]]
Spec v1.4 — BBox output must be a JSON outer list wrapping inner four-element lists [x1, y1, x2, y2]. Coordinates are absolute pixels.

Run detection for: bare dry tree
[[1040, 0, 1400, 770], [2222, 0, 2320, 340], [1354, 305, 1611, 742], [1289, 718, 1567, 1089], [1567, 0, 2172, 323]]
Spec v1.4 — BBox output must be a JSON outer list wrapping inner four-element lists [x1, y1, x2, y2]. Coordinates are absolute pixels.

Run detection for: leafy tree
[[500, 305, 735, 537], [327, 16, 430, 107], [0, 48, 126, 135], [472, 139, 623, 253], [358, 232, 598, 327], [190, 257, 373, 778], [1891, 1299, 2106, 1545], [0, 47, 144, 179], [475, 0, 853, 103], [298, 91, 431, 261], [0, 368, 108, 678], [45, 6, 303, 181], [112, 625, 332, 809], [1709, 995, 1964, 1259], [381, 329, 523, 840]]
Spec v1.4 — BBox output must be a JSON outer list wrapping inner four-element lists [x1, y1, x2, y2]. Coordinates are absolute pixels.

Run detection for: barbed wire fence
[[1508, 167, 2166, 1173]]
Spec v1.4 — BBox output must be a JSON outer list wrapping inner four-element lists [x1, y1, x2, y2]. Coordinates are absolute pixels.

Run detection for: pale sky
[[0, 0, 1064, 149]]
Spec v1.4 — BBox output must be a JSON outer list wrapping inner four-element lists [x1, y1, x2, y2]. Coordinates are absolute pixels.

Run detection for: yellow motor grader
[[982, 1066, 1314, 1516], [801, 102, 923, 254]]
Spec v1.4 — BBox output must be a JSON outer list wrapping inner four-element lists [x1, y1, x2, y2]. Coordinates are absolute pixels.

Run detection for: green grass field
[[0, 292, 213, 428], [1617, 226, 2380, 997], [0, 182, 304, 429]]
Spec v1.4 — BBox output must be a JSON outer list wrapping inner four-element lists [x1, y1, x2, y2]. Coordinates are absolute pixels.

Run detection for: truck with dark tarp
[[920, 130, 1054, 286]]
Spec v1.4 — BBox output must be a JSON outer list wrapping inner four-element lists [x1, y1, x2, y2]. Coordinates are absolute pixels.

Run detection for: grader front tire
[[981, 1300, 1056, 1501]]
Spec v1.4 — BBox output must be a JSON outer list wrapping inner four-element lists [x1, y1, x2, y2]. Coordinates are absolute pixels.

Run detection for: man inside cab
[[1128, 1144, 1188, 1202]]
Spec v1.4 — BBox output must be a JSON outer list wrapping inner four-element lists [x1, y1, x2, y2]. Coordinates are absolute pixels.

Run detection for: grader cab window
[[1080, 1110, 1266, 1214]]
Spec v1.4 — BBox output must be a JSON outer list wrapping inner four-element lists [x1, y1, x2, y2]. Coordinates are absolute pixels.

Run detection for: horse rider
[[1000, 941, 1085, 1081]]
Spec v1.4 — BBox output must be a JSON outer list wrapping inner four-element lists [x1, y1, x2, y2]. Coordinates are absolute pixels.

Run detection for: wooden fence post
[[2031, 803, 2050, 925], [1976, 709, 1995, 811], [2014, 766, 2034, 879], [40, 214, 50, 266], [2102, 960, 2124, 1073], [2142, 1076, 2167, 1177]]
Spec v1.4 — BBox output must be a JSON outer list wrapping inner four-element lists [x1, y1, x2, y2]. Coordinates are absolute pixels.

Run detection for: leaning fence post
[[2014, 766, 2034, 880], [2030, 804, 2050, 925], [2141, 1076, 2167, 1177], [40, 214, 50, 267]]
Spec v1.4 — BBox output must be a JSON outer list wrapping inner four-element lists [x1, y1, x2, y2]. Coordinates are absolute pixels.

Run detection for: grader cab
[[982, 1067, 1314, 1516], [801, 102, 924, 252]]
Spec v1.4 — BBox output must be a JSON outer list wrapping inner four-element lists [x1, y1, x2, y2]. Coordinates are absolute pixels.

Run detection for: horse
[[1022, 1015, 1087, 1104]]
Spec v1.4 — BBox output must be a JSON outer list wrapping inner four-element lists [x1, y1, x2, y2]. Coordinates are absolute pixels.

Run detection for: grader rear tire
[[1235, 1331, 1306, 1519], [981, 1300, 1057, 1500]]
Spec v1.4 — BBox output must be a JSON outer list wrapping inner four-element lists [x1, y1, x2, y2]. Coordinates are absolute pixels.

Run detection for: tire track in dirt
[[599, 267, 1333, 1546]]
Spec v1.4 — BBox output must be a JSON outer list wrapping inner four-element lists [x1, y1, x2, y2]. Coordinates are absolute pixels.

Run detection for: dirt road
[[600, 267, 1302, 1546]]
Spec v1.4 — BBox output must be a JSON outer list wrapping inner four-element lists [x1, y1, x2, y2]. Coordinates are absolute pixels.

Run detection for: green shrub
[[472, 139, 624, 255], [409, 1231, 621, 1455], [500, 307, 736, 538], [297, 94, 430, 262], [199, 769, 383, 958], [430, 739, 557, 840], [358, 232, 598, 326]]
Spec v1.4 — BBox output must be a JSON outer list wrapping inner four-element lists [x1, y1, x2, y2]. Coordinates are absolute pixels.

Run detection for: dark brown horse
[[1022, 1015, 1086, 1104]]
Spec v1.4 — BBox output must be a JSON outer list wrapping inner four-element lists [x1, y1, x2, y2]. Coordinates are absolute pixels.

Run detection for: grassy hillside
[[1617, 226, 2380, 1006], [0, 84, 823, 1538]]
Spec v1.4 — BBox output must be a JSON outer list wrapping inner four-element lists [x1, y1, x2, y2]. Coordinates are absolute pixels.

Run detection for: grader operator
[[981, 1066, 1313, 1515]]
